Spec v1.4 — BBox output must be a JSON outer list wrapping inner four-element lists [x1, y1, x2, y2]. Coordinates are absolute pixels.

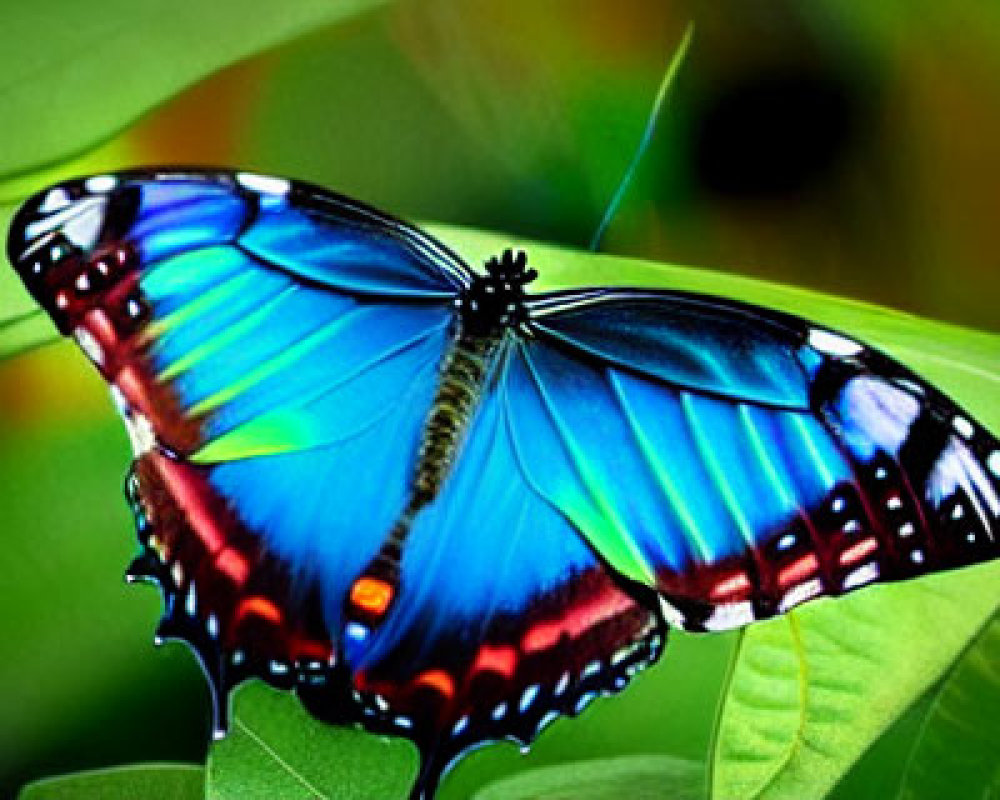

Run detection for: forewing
[[519, 289, 1000, 631]]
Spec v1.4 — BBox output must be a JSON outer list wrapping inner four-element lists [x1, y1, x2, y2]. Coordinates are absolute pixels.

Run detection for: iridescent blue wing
[[519, 289, 1000, 632], [6, 167, 467, 725], [7, 174, 666, 800]]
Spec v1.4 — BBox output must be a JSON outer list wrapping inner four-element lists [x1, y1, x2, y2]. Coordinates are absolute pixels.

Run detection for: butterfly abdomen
[[413, 330, 502, 506]]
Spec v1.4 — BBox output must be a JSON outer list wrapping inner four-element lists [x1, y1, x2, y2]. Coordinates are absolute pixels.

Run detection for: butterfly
[[6, 168, 1000, 799]]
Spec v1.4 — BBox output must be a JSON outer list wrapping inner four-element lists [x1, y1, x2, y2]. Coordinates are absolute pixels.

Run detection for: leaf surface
[[19, 764, 202, 800]]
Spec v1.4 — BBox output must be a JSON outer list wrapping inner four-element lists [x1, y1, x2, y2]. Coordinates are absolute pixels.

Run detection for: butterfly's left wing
[[515, 288, 1000, 632], [6, 174, 666, 800]]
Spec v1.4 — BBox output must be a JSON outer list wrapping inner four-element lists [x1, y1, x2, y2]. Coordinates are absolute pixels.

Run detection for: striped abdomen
[[411, 329, 503, 508]]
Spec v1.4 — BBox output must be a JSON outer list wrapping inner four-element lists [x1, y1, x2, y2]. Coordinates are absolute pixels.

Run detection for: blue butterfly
[[7, 168, 1000, 798]]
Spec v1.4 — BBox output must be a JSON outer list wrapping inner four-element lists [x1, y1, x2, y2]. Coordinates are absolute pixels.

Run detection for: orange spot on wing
[[839, 537, 879, 566], [471, 644, 517, 679], [350, 577, 394, 616], [415, 669, 455, 699], [778, 554, 820, 588], [215, 547, 249, 585], [235, 595, 283, 626]]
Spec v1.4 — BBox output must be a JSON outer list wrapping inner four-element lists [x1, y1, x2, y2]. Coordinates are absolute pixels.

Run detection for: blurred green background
[[1, 1, 999, 797]]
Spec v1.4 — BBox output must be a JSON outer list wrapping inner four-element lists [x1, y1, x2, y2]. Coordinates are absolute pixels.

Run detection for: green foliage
[[206, 682, 416, 800], [471, 755, 705, 800], [19, 764, 203, 800], [0, 0, 386, 180], [896, 614, 1000, 799]]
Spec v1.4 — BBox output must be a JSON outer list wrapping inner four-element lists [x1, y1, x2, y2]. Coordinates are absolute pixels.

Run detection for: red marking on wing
[[521, 585, 636, 654], [839, 536, 880, 566], [292, 638, 334, 662], [778, 554, 819, 588], [215, 548, 250, 585], [152, 452, 225, 554], [709, 571, 752, 601], [471, 644, 517, 679]]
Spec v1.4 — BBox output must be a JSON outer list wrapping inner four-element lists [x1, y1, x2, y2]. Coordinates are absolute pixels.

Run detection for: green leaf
[[709, 569, 999, 800], [896, 612, 1000, 799], [471, 755, 705, 800], [206, 681, 417, 800], [18, 764, 202, 800], [0, 0, 387, 180]]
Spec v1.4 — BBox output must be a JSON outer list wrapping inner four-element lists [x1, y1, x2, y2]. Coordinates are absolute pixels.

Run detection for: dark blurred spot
[[692, 69, 861, 199]]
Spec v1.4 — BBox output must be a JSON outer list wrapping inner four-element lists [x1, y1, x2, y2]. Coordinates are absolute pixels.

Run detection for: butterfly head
[[458, 249, 537, 336]]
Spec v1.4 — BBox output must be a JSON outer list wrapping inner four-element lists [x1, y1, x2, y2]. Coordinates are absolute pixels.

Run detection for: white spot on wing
[[236, 172, 291, 195], [658, 597, 686, 628], [72, 326, 103, 366], [123, 410, 156, 457], [953, 416, 975, 440], [778, 578, 823, 613], [989, 451, 1000, 480], [40, 188, 71, 213], [25, 195, 108, 250], [843, 561, 880, 590], [838, 376, 921, 460], [84, 175, 117, 193], [110, 385, 130, 417], [704, 601, 755, 631], [809, 329, 863, 358], [928, 438, 1000, 533]]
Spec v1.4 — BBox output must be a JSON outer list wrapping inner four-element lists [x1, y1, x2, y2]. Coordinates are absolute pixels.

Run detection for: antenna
[[589, 23, 694, 252]]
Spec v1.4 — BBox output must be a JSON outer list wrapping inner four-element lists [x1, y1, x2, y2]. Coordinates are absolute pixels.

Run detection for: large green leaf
[[0, 0, 387, 180], [709, 569, 999, 800], [18, 764, 202, 800], [471, 756, 704, 800]]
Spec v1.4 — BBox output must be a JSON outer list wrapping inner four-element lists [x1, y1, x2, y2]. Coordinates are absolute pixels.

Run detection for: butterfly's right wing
[[514, 288, 1000, 632]]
